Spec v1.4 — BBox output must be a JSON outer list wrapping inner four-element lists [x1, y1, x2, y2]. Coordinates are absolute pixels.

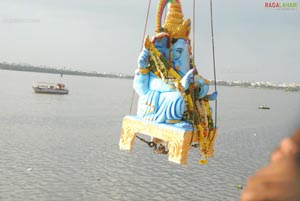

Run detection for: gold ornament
[[162, 1, 191, 40], [138, 68, 150, 74]]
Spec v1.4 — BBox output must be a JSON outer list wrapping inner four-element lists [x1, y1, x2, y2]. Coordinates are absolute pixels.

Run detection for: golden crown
[[162, 1, 191, 40]]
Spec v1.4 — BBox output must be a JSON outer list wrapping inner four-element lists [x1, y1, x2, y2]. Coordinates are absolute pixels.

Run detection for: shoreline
[[1, 62, 299, 92]]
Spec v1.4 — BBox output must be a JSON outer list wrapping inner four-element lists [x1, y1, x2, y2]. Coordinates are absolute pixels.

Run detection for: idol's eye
[[176, 48, 183, 55], [173, 47, 183, 60]]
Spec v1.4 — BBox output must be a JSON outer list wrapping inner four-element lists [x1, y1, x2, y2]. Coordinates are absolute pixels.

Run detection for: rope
[[193, 0, 196, 53], [189, 0, 196, 146], [140, 0, 152, 51], [209, 0, 218, 128], [129, 0, 152, 114]]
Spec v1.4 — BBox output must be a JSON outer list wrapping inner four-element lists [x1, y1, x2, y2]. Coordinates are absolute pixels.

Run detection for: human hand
[[240, 129, 300, 201], [240, 157, 300, 201], [180, 68, 194, 90], [271, 129, 300, 162]]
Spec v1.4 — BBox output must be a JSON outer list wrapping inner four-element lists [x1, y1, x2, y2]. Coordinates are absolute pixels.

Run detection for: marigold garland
[[145, 35, 217, 164]]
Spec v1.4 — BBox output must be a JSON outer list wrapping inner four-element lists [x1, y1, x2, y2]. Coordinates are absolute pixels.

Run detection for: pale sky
[[0, 0, 299, 83]]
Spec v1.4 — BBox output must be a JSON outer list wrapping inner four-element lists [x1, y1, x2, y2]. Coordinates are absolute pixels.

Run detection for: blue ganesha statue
[[133, 1, 217, 127]]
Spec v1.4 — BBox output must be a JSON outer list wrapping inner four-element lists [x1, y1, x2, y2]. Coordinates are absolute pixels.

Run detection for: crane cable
[[129, 0, 152, 114], [190, 0, 197, 145], [209, 0, 218, 128]]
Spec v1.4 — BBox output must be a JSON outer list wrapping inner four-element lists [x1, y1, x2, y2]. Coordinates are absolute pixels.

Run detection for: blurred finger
[[291, 129, 300, 144], [241, 181, 294, 201], [271, 148, 284, 162], [280, 137, 299, 156]]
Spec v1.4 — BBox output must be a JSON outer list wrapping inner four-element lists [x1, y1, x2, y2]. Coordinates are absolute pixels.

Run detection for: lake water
[[0, 70, 299, 201]]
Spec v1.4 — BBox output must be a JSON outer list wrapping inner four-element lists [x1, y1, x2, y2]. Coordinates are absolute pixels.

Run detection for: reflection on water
[[0, 70, 299, 201]]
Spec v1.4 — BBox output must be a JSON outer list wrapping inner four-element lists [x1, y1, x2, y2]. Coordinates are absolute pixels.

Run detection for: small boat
[[258, 105, 270, 110], [32, 82, 69, 95]]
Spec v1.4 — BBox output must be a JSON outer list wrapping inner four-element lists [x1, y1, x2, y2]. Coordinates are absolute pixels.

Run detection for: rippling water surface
[[0, 70, 299, 201]]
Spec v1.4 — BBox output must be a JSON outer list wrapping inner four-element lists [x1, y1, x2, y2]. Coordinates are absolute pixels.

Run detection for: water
[[0, 70, 299, 201]]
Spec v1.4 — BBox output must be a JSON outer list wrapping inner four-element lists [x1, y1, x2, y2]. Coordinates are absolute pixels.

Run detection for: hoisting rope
[[140, 0, 152, 52], [193, 0, 196, 52], [189, 0, 219, 162], [129, 0, 152, 114], [189, 0, 197, 146], [210, 0, 218, 128], [189, 0, 218, 160], [128, 0, 164, 152]]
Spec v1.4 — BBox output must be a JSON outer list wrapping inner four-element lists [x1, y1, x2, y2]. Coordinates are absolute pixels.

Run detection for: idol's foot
[[173, 121, 193, 129]]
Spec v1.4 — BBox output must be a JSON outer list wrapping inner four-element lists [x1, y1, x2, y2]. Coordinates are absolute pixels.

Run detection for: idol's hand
[[199, 84, 209, 98], [138, 48, 150, 69], [180, 68, 195, 91], [208, 91, 218, 101]]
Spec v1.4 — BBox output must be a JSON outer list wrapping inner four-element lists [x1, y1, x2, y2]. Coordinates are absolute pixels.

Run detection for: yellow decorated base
[[119, 115, 201, 165]]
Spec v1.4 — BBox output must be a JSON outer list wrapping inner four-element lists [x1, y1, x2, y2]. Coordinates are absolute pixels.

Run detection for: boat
[[32, 82, 69, 95], [258, 105, 270, 110]]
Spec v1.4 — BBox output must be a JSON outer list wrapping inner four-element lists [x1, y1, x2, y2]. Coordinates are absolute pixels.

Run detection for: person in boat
[[57, 83, 65, 90], [240, 129, 300, 201], [133, 1, 217, 126]]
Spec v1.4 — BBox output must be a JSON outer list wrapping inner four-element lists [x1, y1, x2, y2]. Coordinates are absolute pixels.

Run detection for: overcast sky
[[0, 0, 299, 83]]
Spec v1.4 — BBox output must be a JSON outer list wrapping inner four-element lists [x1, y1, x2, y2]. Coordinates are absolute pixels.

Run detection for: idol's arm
[[133, 48, 151, 96], [133, 71, 150, 96]]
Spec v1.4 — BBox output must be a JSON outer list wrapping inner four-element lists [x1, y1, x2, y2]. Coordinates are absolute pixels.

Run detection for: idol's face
[[172, 39, 190, 77], [154, 37, 169, 59]]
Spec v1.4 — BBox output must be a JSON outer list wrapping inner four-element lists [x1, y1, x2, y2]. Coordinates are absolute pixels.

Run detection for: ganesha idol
[[133, 1, 217, 129]]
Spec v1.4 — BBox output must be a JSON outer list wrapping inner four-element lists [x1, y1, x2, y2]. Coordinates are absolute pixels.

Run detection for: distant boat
[[258, 105, 270, 110], [32, 82, 69, 95]]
